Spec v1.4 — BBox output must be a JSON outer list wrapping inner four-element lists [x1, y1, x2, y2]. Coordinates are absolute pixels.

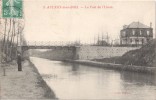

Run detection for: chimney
[[123, 25, 127, 29], [150, 22, 152, 28]]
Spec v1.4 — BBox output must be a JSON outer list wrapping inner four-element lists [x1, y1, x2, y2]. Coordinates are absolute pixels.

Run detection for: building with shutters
[[120, 22, 153, 46]]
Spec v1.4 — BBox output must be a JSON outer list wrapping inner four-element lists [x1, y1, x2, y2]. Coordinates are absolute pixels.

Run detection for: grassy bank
[[93, 39, 156, 67], [0, 60, 57, 99]]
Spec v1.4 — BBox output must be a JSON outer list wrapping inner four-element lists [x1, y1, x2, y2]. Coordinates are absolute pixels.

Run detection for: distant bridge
[[19, 41, 81, 51]]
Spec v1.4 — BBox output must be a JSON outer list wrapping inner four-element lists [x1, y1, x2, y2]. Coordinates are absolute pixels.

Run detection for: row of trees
[[0, 18, 24, 63]]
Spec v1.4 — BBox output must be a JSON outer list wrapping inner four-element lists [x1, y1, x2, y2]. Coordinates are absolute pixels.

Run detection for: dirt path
[[0, 60, 56, 99]]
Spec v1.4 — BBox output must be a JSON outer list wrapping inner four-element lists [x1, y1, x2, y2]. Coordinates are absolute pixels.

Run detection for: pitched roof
[[126, 22, 150, 28]]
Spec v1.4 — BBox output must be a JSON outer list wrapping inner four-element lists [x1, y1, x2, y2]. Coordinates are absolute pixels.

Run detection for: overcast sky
[[24, 0, 155, 43]]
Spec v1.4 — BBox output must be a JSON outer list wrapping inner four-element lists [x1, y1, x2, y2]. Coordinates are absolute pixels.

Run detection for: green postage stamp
[[2, 0, 23, 18]]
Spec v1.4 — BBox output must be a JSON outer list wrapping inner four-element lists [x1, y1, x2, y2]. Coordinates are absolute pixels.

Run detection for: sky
[[23, 0, 155, 44]]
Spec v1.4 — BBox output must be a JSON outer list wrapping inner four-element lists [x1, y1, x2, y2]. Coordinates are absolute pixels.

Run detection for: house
[[120, 22, 153, 46]]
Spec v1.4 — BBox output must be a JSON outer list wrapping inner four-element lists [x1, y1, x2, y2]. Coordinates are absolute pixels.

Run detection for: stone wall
[[75, 46, 140, 60]]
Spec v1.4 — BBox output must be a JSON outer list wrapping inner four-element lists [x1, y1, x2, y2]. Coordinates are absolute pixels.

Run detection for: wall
[[75, 46, 139, 60]]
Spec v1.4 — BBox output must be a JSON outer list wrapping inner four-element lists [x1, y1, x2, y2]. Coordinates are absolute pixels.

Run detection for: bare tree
[[0, 18, 25, 62]]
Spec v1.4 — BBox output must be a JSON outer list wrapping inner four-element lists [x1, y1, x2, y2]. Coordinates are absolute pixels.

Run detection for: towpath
[[0, 60, 56, 99]]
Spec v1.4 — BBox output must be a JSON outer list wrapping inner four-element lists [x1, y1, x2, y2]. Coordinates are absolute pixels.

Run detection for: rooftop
[[124, 22, 151, 29]]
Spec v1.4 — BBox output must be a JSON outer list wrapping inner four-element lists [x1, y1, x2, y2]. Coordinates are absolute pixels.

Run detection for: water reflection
[[30, 57, 156, 100], [71, 64, 79, 72], [120, 71, 156, 86]]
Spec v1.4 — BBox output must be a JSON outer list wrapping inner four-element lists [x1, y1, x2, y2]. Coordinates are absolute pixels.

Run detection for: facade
[[120, 22, 153, 46]]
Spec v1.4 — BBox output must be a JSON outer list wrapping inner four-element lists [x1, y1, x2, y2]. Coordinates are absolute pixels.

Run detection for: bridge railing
[[22, 41, 84, 47]]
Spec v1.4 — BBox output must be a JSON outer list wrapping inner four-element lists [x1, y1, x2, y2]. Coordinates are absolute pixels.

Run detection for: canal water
[[30, 57, 156, 100]]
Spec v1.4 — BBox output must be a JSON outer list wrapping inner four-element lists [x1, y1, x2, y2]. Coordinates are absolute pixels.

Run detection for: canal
[[30, 57, 156, 100]]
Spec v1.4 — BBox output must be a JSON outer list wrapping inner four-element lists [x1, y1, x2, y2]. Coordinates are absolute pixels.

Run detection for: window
[[122, 40, 125, 44], [142, 39, 144, 44], [122, 31, 126, 36], [139, 38, 142, 44], [147, 30, 150, 36], [140, 30, 142, 35], [135, 39, 139, 43], [132, 30, 135, 35], [131, 38, 135, 44]]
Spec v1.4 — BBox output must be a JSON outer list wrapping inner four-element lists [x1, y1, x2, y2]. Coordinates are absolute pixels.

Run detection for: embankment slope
[[94, 39, 156, 67]]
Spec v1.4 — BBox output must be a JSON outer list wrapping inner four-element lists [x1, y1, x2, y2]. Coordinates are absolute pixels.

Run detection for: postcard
[[0, 0, 156, 100]]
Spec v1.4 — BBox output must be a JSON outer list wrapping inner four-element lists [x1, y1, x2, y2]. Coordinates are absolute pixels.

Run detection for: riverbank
[[0, 60, 57, 99], [93, 39, 156, 67], [65, 60, 156, 74]]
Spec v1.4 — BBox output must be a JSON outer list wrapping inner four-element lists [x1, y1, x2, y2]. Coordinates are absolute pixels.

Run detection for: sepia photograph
[[0, 0, 156, 100]]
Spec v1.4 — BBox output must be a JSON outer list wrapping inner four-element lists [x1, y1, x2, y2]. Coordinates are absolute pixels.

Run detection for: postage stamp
[[2, 0, 23, 18]]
